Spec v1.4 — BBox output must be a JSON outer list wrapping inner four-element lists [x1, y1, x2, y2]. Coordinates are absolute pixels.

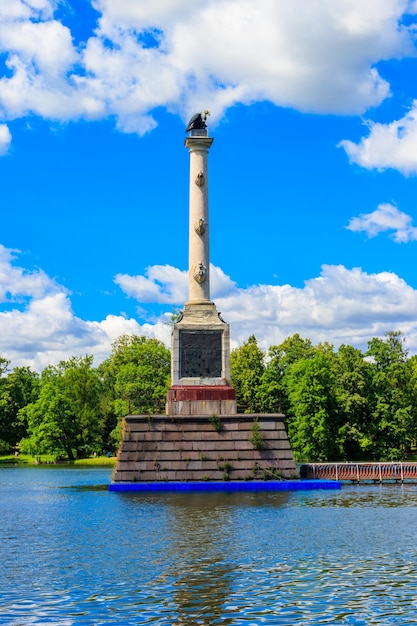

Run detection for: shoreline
[[0, 455, 116, 467]]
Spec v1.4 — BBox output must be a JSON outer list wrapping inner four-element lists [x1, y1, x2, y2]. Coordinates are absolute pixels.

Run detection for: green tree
[[406, 353, 417, 452], [99, 335, 170, 446], [230, 335, 265, 413], [0, 366, 39, 453], [0, 356, 11, 453], [285, 349, 340, 461], [0, 356, 9, 377], [365, 331, 415, 459], [333, 344, 372, 460], [20, 356, 104, 460], [260, 334, 314, 413]]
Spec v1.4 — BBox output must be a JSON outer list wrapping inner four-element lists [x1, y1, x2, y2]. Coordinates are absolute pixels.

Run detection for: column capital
[[185, 136, 214, 151]]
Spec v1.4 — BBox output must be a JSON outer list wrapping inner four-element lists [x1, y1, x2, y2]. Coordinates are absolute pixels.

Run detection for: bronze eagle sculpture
[[186, 110, 210, 132]]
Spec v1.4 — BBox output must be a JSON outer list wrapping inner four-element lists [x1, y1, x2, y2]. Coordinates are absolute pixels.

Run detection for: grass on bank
[[0, 454, 116, 466]]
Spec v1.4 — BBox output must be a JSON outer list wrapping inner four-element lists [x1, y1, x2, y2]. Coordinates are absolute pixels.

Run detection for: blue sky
[[2, 0, 417, 370]]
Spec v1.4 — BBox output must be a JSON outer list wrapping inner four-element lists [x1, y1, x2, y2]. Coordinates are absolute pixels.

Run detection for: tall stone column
[[166, 113, 236, 416], [186, 135, 213, 303]]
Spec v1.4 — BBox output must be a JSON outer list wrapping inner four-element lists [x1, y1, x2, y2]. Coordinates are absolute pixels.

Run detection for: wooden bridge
[[300, 462, 417, 483]]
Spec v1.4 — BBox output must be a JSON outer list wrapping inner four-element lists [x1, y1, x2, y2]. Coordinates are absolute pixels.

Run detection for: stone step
[[113, 414, 297, 483]]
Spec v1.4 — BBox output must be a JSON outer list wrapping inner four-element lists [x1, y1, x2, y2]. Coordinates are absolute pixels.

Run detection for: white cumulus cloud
[[0, 124, 11, 155], [115, 265, 188, 304], [115, 263, 237, 304], [346, 203, 417, 242], [0, 246, 167, 370], [214, 264, 417, 351], [0, 244, 62, 301], [115, 261, 417, 356], [340, 101, 417, 175], [4, 247, 417, 369], [0, 0, 416, 145]]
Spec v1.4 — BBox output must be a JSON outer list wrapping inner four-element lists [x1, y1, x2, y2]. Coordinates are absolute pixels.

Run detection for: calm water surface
[[1, 467, 417, 625]]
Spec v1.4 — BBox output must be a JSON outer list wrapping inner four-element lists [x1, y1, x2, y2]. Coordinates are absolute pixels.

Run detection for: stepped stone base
[[113, 414, 297, 482]]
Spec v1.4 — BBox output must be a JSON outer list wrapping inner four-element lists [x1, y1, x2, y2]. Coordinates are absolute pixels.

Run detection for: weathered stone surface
[[257, 421, 279, 430], [112, 414, 297, 483], [192, 440, 232, 451]]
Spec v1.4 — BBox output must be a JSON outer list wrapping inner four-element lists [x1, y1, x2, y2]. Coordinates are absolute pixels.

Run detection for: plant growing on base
[[209, 414, 222, 433], [250, 418, 265, 450]]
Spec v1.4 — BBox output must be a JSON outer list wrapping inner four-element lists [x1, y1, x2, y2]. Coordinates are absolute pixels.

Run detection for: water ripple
[[2, 471, 417, 624]]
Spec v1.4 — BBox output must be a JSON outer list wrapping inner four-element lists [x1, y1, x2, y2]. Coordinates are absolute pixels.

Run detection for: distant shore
[[0, 454, 116, 466]]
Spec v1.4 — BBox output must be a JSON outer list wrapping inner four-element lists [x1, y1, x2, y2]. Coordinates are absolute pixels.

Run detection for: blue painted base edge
[[108, 480, 341, 492]]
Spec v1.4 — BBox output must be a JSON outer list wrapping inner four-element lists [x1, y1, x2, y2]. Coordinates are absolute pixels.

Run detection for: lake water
[[2, 467, 417, 625]]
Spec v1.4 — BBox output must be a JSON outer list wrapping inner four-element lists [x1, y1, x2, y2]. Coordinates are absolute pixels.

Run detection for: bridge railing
[[300, 462, 417, 482]]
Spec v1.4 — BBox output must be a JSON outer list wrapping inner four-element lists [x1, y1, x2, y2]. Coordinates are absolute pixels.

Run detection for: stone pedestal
[[166, 301, 236, 415], [113, 414, 297, 482]]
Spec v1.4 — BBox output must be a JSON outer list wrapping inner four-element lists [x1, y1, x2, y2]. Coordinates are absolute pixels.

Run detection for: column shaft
[[185, 136, 213, 302]]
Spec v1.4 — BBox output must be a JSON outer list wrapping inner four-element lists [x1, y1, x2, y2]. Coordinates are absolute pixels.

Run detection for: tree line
[[0, 330, 416, 462], [0, 335, 170, 460], [231, 331, 417, 461]]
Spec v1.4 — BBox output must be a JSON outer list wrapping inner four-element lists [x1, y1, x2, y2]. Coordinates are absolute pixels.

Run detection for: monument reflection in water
[[165, 493, 236, 623]]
